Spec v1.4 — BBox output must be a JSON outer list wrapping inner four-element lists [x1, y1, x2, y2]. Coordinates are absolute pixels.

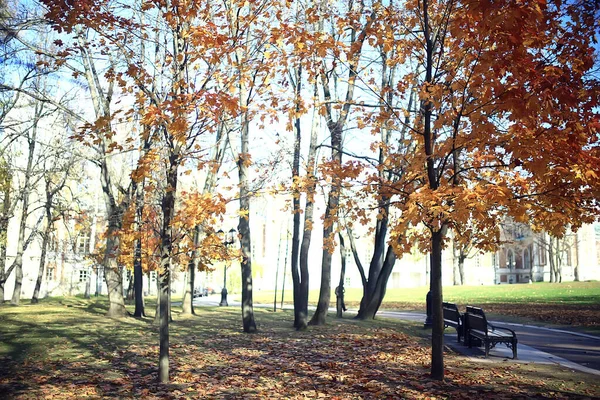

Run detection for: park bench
[[465, 306, 518, 359], [442, 302, 463, 342]]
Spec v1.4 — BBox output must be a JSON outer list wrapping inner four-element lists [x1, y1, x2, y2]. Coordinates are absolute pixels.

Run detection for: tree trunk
[[309, 111, 343, 326], [11, 107, 39, 306], [355, 206, 389, 319], [430, 229, 445, 380], [548, 242, 555, 283], [355, 246, 396, 320], [158, 154, 178, 383], [104, 216, 128, 317], [32, 220, 51, 303], [458, 255, 466, 286], [133, 244, 145, 317], [238, 109, 257, 333], [453, 256, 460, 286], [181, 255, 195, 315], [10, 254, 23, 305], [0, 162, 11, 302], [309, 187, 337, 326], [290, 65, 302, 329], [126, 275, 134, 300], [295, 83, 319, 330], [154, 276, 160, 324], [181, 124, 226, 316], [336, 233, 347, 318]]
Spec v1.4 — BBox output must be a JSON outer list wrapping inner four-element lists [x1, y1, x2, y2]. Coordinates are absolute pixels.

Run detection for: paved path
[[192, 297, 600, 376], [378, 310, 600, 376]]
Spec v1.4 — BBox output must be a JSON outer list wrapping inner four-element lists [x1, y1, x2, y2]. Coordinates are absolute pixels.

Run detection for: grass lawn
[[1, 298, 599, 399], [253, 281, 600, 329]]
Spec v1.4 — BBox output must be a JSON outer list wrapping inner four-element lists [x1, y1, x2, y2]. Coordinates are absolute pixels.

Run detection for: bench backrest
[[466, 306, 485, 317], [442, 302, 461, 323], [466, 310, 489, 335]]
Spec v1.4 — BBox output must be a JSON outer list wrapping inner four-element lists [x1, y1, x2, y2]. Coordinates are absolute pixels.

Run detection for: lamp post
[[217, 228, 236, 307]]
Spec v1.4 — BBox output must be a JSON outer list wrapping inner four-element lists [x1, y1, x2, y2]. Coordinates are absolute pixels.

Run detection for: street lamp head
[[227, 228, 237, 245], [216, 229, 225, 242]]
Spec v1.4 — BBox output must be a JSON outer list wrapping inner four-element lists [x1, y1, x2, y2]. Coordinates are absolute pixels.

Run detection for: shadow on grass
[[1, 300, 599, 399]]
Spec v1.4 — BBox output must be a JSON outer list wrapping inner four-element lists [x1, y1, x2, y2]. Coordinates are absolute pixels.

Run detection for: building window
[[46, 267, 54, 281], [49, 235, 58, 252], [77, 232, 91, 255], [507, 250, 514, 269], [345, 276, 351, 286], [538, 244, 547, 265], [500, 274, 507, 283], [79, 269, 89, 283]]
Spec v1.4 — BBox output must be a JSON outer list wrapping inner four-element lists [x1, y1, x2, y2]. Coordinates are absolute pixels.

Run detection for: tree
[[8, 98, 48, 305], [31, 133, 77, 304], [309, 0, 376, 326], [375, 0, 600, 380], [44, 0, 247, 382]]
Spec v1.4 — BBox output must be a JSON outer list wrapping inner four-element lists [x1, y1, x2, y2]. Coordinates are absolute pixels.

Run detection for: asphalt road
[[493, 321, 600, 371], [378, 310, 600, 373]]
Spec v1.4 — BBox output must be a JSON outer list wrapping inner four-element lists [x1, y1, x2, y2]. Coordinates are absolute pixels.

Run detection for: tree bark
[[158, 154, 178, 383], [336, 233, 347, 318], [238, 109, 257, 333], [290, 64, 302, 329], [11, 103, 39, 305], [295, 83, 319, 330], [458, 254, 466, 286], [133, 179, 145, 317], [31, 221, 50, 304], [355, 209, 389, 319], [355, 246, 396, 320], [0, 160, 11, 302], [430, 229, 445, 380], [181, 254, 195, 315]]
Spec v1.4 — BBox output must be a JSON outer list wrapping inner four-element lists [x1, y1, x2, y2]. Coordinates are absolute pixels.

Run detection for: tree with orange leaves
[[361, 0, 600, 380]]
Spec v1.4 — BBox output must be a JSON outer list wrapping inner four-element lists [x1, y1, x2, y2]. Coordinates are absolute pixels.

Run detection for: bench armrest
[[489, 324, 517, 338]]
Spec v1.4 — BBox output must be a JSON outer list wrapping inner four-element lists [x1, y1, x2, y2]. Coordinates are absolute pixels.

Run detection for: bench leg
[[513, 339, 518, 360], [484, 341, 490, 358]]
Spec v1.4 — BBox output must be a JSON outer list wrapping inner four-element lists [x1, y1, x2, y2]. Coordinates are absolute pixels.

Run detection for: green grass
[[1, 298, 599, 399], [253, 281, 600, 307]]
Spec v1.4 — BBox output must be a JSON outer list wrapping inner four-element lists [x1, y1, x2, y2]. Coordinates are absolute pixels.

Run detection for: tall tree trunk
[[31, 219, 51, 303], [133, 179, 145, 317], [355, 246, 396, 320], [355, 206, 389, 319], [422, 0, 445, 380], [133, 237, 145, 317], [11, 104, 39, 305], [0, 161, 11, 302], [310, 6, 373, 326], [181, 253, 195, 315], [458, 254, 466, 286], [104, 218, 127, 317], [238, 110, 257, 333], [126, 275, 134, 300], [181, 124, 226, 315], [158, 155, 178, 383], [430, 229, 445, 380], [309, 116, 344, 326], [296, 83, 319, 330], [77, 29, 128, 317], [290, 65, 302, 329], [336, 233, 347, 318], [548, 242, 555, 283]]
